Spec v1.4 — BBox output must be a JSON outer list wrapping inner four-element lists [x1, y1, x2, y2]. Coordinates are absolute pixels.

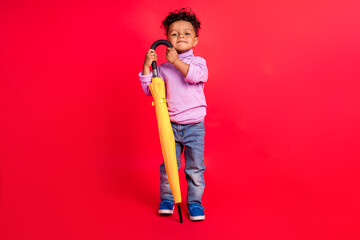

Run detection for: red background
[[1, 0, 360, 239]]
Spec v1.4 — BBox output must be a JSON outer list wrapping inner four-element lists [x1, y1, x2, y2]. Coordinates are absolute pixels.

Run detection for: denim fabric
[[160, 120, 205, 205]]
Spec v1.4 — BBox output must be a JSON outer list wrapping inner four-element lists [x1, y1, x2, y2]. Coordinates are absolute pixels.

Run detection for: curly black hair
[[162, 8, 201, 37]]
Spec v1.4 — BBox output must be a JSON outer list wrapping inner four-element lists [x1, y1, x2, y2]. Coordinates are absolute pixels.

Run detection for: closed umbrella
[[148, 40, 183, 223]]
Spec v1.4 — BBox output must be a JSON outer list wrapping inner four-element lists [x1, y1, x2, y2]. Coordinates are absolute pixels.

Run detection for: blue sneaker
[[158, 200, 174, 214], [188, 203, 205, 221]]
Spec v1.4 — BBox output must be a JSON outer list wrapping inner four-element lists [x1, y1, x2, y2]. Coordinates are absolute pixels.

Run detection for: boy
[[139, 8, 208, 221]]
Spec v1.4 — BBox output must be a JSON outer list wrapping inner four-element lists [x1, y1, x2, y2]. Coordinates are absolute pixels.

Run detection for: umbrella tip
[[177, 203, 183, 223]]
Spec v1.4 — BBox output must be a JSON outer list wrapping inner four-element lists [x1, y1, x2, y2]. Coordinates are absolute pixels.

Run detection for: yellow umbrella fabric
[[149, 77, 181, 203]]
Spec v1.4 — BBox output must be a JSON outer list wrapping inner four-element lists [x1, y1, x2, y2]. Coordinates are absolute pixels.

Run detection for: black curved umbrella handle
[[150, 40, 173, 77]]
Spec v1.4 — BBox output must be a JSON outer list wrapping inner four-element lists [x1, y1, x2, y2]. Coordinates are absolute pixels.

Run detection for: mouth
[[177, 41, 187, 43]]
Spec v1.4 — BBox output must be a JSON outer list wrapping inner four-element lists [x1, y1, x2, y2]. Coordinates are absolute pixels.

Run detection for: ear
[[193, 37, 199, 47]]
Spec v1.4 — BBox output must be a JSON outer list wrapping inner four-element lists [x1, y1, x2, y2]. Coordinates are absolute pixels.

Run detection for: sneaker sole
[[189, 215, 205, 221], [158, 208, 174, 214]]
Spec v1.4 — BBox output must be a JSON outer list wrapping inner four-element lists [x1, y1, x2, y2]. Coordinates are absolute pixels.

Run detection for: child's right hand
[[143, 49, 158, 69], [142, 49, 157, 75]]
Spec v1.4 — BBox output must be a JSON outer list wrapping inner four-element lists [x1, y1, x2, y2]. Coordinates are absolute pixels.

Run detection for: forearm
[[173, 59, 189, 77], [142, 65, 150, 75]]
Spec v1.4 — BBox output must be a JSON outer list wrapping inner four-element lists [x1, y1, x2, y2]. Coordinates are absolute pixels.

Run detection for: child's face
[[167, 20, 199, 53]]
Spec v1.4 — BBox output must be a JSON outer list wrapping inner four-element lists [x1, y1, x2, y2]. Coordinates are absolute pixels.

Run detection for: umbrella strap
[[152, 98, 167, 106]]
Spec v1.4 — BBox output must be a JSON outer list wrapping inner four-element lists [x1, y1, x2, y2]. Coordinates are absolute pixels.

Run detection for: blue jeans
[[160, 120, 205, 206]]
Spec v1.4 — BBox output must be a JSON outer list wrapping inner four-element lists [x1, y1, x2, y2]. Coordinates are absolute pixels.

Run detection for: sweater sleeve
[[184, 57, 208, 84], [138, 66, 165, 96], [138, 72, 152, 96]]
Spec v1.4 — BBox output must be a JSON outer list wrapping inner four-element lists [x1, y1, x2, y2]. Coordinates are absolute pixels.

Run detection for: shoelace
[[188, 204, 204, 212], [159, 200, 174, 206]]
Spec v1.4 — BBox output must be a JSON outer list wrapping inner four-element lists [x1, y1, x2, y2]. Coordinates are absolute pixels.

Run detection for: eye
[[185, 33, 191, 35], [171, 33, 178, 36]]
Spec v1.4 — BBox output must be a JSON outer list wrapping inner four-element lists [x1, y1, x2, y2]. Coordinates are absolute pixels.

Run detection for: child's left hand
[[166, 47, 179, 65]]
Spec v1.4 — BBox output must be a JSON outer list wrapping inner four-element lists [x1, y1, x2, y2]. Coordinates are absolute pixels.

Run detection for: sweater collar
[[178, 49, 194, 60]]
